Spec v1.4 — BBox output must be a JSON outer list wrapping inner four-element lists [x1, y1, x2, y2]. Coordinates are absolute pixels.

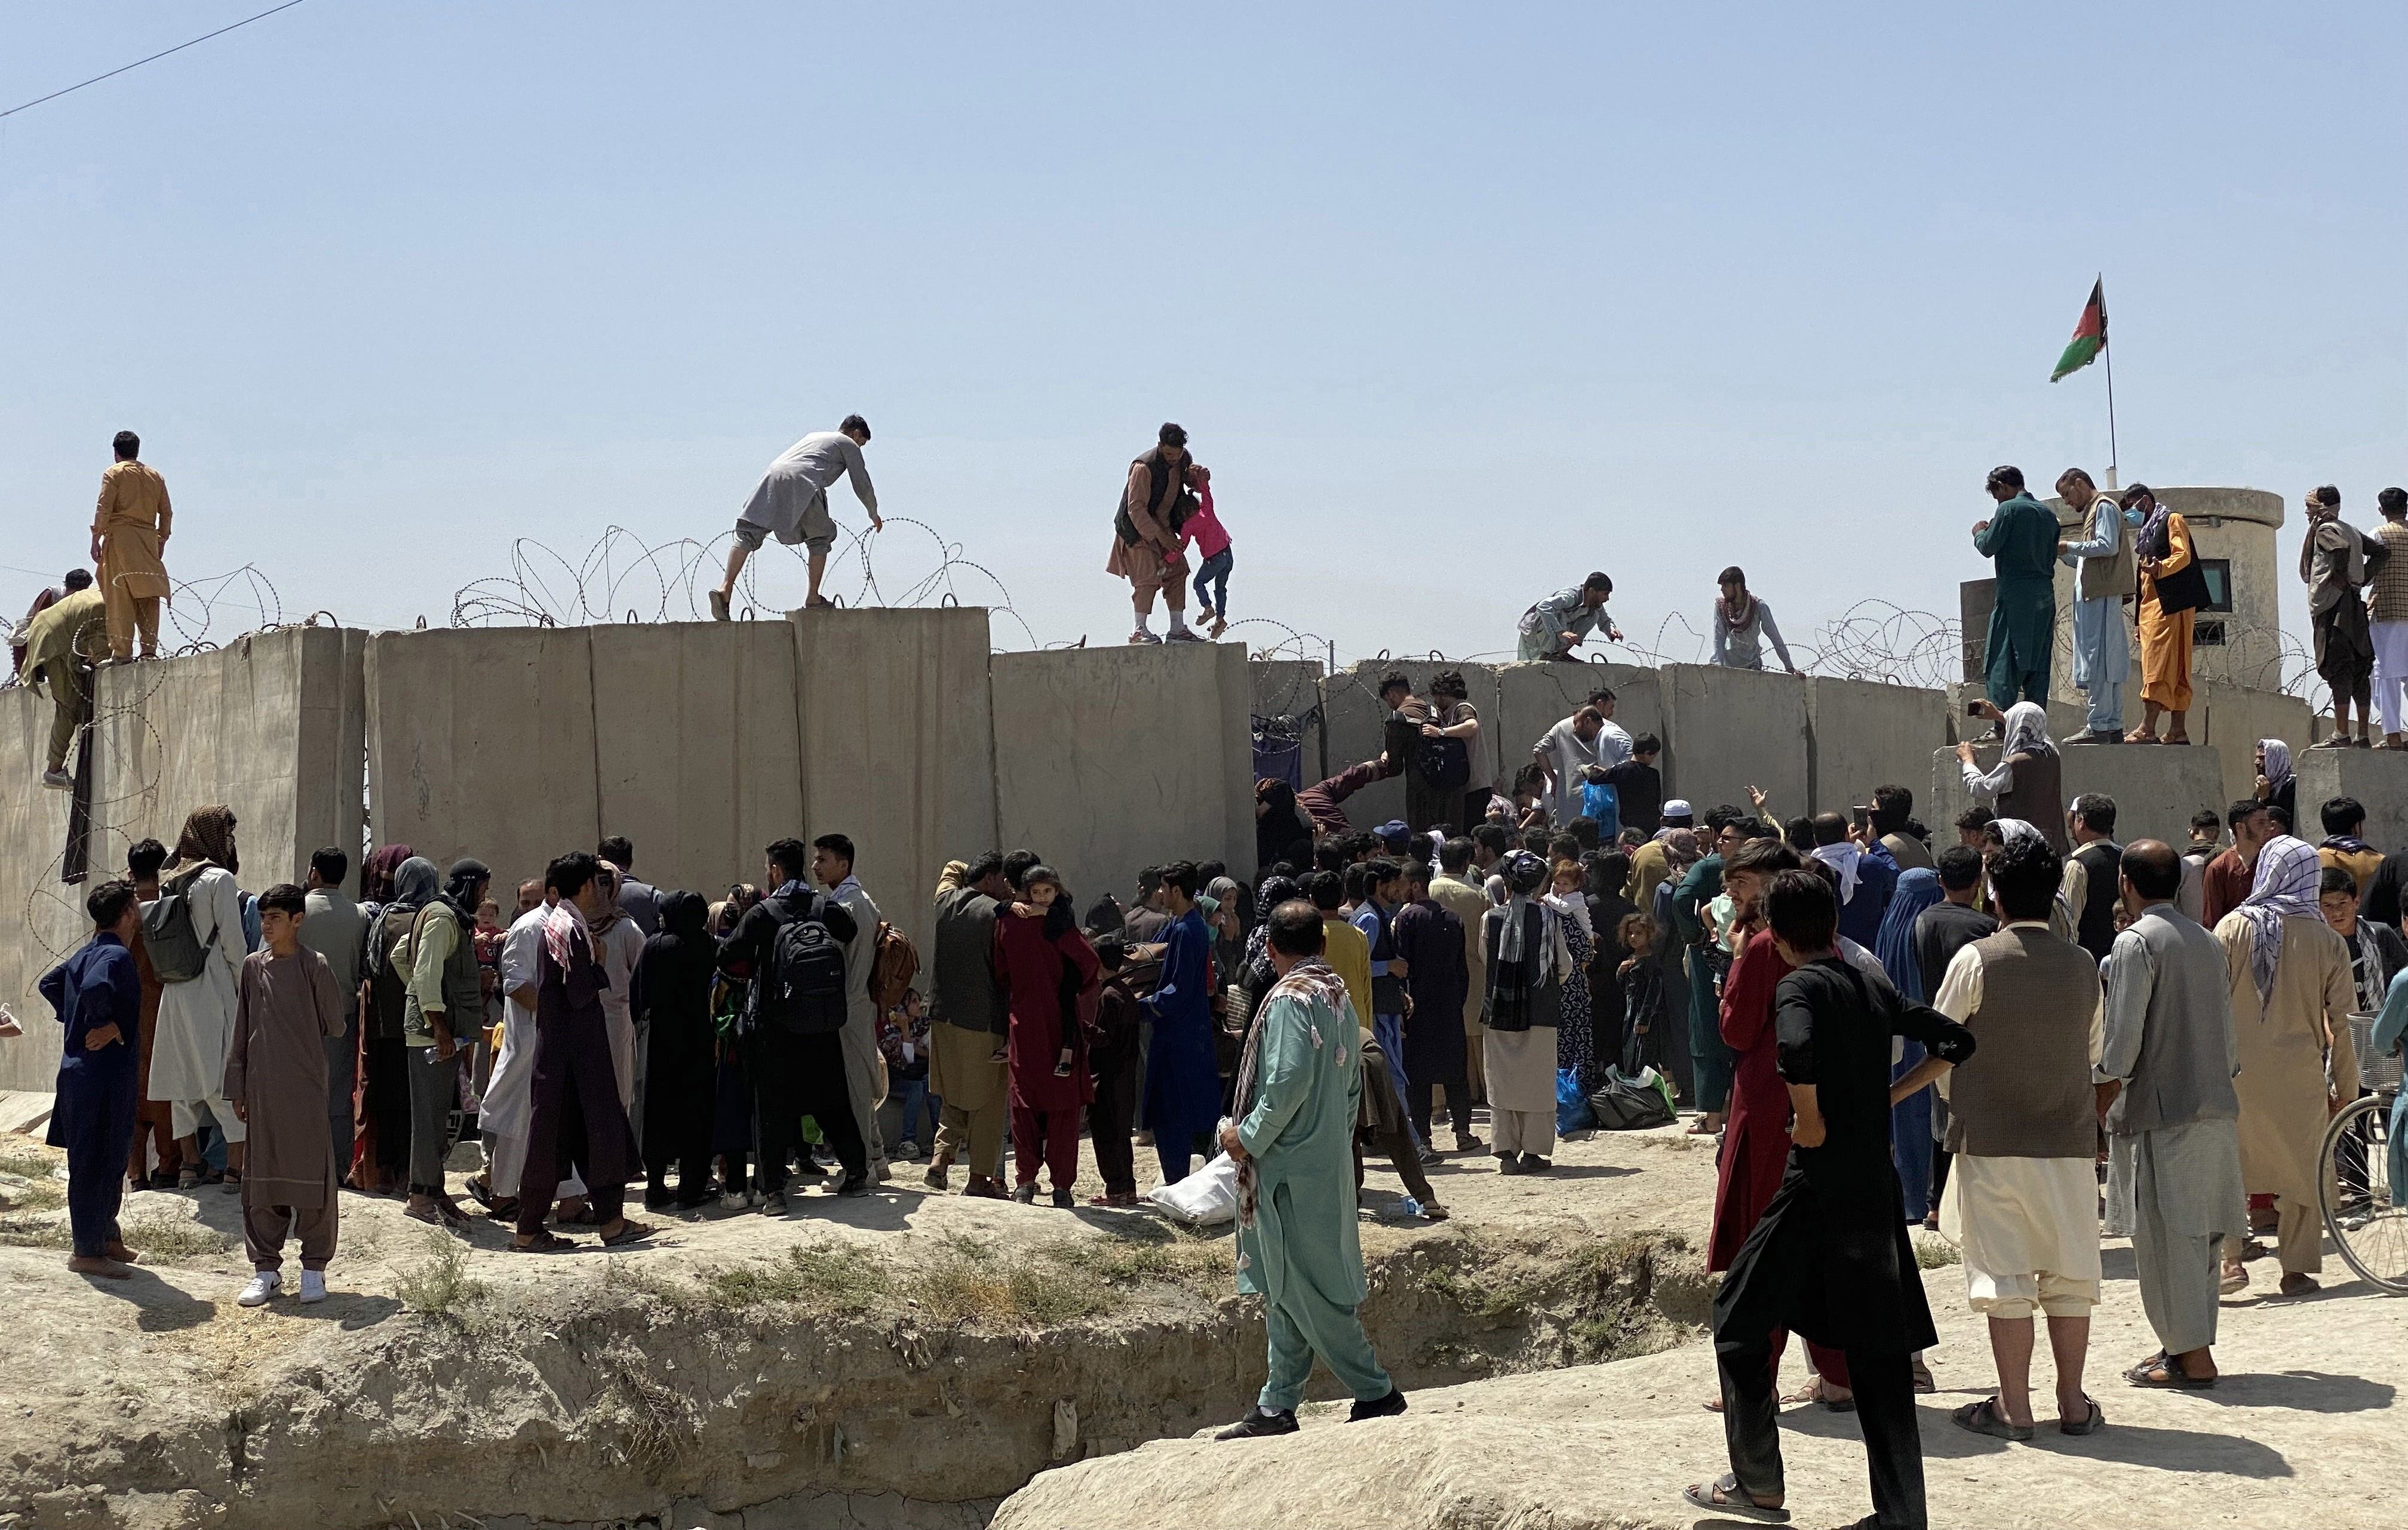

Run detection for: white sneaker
[[298, 1270, 328, 1303], [237, 1271, 282, 1307]]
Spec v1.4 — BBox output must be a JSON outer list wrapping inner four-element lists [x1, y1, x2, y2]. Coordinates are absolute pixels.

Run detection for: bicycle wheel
[[2320, 1095, 2408, 1295]]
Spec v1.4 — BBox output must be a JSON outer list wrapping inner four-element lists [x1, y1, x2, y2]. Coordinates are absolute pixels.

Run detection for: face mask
[[2122, 508, 2145, 527]]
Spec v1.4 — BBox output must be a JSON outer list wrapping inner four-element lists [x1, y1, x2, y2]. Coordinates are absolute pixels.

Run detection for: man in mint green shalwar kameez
[[1973, 465, 2060, 711], [1215, 902, 1406, 1439]]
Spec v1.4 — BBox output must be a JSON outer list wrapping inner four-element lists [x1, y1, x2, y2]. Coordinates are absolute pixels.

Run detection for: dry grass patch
[[395, 1230, 487, 1316]]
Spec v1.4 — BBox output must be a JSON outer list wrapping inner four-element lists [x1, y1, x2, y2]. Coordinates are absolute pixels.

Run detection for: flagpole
[[2100, 272, 2120, 491]]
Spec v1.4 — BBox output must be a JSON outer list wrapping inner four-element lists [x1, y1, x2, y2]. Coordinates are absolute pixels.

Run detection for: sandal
[[1680, 1475, 1789, 1523], [1910, 1359, 1936, 1394], [511, 1231, 578, 1254], [2219, 1266, 2248, 1295], [2124, 1353, 2217, 1389], [484, 1197, 521, 1222], [2122, 729, 2160, 745], [598, 1219, 657, 1249], [1951, 1397, 2034, 1441], [2059, 1395, 2106, 1436]]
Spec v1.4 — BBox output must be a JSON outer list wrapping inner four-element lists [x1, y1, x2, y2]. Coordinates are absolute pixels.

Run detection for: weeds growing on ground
[[121, 1215, 236, 1262], [395, 1230, 487, 1316], [0, 1144, 60, 1180], [0, 1214, 71, 1249], [1912, 1233, 1962, 1270], [701, 1241, 893, 1313]]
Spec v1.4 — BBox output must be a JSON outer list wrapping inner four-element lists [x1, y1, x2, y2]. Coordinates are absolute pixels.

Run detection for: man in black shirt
[[1914, 847, 2000, 996], [1602, 734, 1663, 836], [1688, 869, 1974, 1529]]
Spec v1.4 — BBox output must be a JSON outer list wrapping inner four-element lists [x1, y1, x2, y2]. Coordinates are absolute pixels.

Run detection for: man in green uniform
[[1973, 464, 2059, 712], [1215, 899, 1406, 1438], [22, 571, 106, 789]]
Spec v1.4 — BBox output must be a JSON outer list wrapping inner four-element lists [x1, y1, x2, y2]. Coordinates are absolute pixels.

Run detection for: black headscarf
[[441, 857, 492, 918], [638, 890, 718, 1022], [1256, 778, 1313, 870]]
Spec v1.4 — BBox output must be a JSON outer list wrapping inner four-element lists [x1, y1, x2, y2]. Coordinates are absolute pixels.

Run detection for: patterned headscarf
[[362, 843, 415, 903], [2258, 739, 2295, 799], [2000, 701, 2056, 760], [2234, 835, 2321, 1008], [164, 804, 238, 879]]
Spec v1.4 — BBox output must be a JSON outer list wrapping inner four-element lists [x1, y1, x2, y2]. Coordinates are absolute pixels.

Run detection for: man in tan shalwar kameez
[[2211, 836, 2355, 1296], [90, 431, 173, 663], [1105, 422, 1205, 645]]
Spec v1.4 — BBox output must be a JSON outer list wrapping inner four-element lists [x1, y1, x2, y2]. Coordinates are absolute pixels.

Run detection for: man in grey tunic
[[1515, 572, 1621, 661], [2099, 840, 2246, 1388], [714, 414, 883, 620]]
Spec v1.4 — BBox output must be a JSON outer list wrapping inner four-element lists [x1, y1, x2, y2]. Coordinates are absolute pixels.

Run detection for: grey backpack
[[139, 870, 212, 983]]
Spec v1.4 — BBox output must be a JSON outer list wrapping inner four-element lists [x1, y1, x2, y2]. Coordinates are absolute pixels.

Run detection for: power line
[[0, 0, 312, 121]]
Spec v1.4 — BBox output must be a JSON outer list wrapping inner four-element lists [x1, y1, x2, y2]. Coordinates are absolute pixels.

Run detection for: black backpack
[[757, 893, 849, 1036], [1417, 735, 1472, 790]]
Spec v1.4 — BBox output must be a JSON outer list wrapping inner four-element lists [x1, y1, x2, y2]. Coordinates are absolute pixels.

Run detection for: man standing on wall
[[714, 416, 881, 620], [1973, 465, 2057, 714], [815, 834, 891, 1181], [2367, 487, 2408, 748], [1107, 422, 1205, 645], [2300, 485, 2385, 749], [2054, 468, 2134, 745], [91, 431, 173, 664]]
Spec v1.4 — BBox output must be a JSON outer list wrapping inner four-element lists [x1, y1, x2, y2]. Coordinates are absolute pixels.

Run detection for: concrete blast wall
[[2198, 683, 2314, 816], [1805, 677, 1950, 819], [1928, 742, 2226, 852], [791, 609, 996, 956], [368, 616, 990, 957], [1, 627, 366, 1091], [1495, 660, 1663, 797], [1660, 665, 1808, 819], [2296, 751, 2408, 858], [991, 643, 1255, 915], [1321, 660, 1504, 829]]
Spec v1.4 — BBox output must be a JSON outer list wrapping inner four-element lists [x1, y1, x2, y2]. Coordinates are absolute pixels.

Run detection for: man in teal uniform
[[1973, 464, 2059, 711], [1215, 899, 1406, 1438]]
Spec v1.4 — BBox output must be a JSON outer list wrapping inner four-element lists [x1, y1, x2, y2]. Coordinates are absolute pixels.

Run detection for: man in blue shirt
[[1142, 862, 1222, 1182], [43, 878, 146, 1279]]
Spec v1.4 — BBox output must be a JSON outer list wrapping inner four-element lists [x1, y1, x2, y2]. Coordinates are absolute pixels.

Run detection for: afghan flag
[[2050, 278, 2106, 382]]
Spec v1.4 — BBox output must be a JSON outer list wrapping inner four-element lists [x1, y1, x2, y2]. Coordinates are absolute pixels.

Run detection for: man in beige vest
[[2055, 467, 2133, 745], [1934, 832, 2105, 1440], [90, 430, 173, 662]]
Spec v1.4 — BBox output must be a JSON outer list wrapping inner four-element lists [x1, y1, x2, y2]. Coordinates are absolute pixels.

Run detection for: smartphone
[[1850, 805, 1871, 829], [1964, 701, 1984, 717]]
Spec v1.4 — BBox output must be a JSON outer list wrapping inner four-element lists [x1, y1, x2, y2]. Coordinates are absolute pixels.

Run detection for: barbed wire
[[446, 520, 1040, 649]]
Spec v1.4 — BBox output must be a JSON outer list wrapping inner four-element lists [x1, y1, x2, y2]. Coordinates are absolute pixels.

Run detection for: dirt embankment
[[1, 1125, 1721, 1530]]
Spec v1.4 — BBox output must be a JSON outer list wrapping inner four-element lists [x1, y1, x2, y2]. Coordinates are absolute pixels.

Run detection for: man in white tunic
[[475, 880, 585, 1212], [148, 807, 250, 1182], [712, 416, 882, 620]]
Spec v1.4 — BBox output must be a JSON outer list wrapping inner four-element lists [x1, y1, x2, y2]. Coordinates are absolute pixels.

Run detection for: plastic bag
[[1556, 1067, 1597, 1135], [1589, 1065, 1676, 1130], [1147, 1151, 1240, 1225]]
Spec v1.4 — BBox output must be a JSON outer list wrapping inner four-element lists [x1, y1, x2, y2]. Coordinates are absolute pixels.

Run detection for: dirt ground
[[997, 1188, 2408, 1530], [0, 1110, 1722, 1529]]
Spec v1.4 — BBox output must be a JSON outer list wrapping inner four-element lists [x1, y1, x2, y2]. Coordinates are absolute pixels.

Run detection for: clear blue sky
[[4, 2, 2400, 670]]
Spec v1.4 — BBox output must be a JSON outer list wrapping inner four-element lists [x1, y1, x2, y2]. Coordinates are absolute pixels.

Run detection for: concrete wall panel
[[1660, 665, 1808, 821], [367, 627, 601, 898], [791, 609, 996, 956], [1928, 742, 2225, 852], [1320, 660, 1504, 831], [591, 622, 805, 911], [2296, 749, 2408, 858], [991, 643, 1254, 915], [1496, 661, 1663, 801], [4, 628, 365, 1090], [1805, 677, 1949, 819], [0, 686, 96, 1089]]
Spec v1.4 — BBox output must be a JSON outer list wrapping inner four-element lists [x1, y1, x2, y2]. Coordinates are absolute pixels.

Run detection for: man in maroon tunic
[[994, 868, 1101, 1206]]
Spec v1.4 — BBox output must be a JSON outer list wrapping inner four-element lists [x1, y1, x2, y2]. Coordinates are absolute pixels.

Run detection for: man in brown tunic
[[226, 884, 347, 1305], [90, 430, 173, 662], [1106, 422, 1204, 644]]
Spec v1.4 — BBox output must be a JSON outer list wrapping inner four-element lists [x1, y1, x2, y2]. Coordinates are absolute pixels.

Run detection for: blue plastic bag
[[1580, 779, 1621, 840], [1556, 1067, 1597, 1135]]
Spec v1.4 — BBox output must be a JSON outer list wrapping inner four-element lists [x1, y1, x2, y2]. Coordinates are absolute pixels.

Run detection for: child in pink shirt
[[1179, 468, 1235, 639]]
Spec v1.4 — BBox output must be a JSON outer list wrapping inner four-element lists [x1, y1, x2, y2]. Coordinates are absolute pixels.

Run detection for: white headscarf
[[1810, 842, 1862, 902], [2258, 738, 2295, 798]]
